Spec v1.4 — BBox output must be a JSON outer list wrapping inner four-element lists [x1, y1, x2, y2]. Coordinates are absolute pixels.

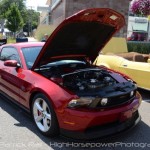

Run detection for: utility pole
[[28, 6, 33, 37]]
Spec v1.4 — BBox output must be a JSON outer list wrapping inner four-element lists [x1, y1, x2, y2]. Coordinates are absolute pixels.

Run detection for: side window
[[0, 47, 20, 63]]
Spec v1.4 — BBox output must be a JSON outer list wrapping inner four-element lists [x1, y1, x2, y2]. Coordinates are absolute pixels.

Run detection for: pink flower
[[131, 0, 150, 16]]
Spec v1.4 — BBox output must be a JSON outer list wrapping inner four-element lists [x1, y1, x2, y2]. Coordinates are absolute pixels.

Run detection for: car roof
[[1, 42, 45, 48]]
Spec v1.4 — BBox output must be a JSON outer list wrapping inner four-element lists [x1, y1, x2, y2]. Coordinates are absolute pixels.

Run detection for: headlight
[[67, 97, 109, 108], [67, 97, 94, 108], [100, 98, 108, 106], [130, 91, 134, 97]]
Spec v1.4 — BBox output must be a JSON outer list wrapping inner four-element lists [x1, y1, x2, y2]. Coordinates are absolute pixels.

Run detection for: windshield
[[21, 46, 42, 69]]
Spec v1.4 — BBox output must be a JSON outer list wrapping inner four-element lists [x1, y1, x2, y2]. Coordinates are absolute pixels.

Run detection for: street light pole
[[28, 6, 33, 37]]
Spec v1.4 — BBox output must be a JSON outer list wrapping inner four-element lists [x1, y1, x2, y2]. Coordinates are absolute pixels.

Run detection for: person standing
[[41, 34, 49, 42]]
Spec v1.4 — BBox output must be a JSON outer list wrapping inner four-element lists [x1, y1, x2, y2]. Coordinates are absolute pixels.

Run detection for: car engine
[[37, 60, 117, 93], [62, 68, 117, 92]]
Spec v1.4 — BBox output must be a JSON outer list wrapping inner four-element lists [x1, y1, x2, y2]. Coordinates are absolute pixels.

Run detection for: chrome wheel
[[33, 98, 51, 132]]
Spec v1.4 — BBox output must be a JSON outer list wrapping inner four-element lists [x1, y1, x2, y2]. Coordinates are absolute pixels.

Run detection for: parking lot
[[0, 89, 150, 150]]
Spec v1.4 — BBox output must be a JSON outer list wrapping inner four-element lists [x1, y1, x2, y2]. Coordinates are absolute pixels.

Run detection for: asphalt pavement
[[0, 89, 150, 150]]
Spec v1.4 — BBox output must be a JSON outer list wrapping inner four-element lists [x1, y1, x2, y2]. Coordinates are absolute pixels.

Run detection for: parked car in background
[[0, 8, 141, 140], [127, 32, 147, 41], [95, 52, 150, 90]]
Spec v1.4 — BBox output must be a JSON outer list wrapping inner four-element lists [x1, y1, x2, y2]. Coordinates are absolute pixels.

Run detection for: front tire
[[31, 93, 59, 137]]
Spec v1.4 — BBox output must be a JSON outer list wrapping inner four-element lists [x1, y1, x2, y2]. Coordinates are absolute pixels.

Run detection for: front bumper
[[58, 92, 141, 140], [60, 110, 141, 140]]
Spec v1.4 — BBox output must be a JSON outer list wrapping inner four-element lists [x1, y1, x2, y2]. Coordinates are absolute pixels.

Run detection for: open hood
[[32, 8, 125, 70]]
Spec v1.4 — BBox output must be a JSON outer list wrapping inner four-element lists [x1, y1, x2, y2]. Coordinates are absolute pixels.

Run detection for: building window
[[51, 0, 61, 10], [51, 0, 59, 5]]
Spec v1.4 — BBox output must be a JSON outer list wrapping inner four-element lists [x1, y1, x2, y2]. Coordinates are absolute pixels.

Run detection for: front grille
[[97, 91, 136, 108], [85, 110, 139, 134], [108, 93, 133, 106]]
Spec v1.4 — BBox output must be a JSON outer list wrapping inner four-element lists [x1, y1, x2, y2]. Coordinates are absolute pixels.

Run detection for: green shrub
[[7, 37, 16, 43], [127, 42, 150, 54]]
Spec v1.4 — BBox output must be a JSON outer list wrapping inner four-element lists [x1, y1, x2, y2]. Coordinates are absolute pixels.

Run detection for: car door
[[119, 60, 150, 89], [0, 46, 21, 102]]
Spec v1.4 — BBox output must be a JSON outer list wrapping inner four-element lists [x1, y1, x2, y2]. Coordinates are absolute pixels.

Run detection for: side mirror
[[4, 60, 20, 68]]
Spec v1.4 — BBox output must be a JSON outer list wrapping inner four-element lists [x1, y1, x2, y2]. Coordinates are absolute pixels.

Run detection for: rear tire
[[31, 93, 59, 137]]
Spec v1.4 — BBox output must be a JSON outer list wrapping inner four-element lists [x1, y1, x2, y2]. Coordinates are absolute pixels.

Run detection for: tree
[[0, 0, 39, 37], [131, 0, 150, 16], [5, 3, 24, 36], [23, 9, 40, 33], [0, 0, 26, 19]]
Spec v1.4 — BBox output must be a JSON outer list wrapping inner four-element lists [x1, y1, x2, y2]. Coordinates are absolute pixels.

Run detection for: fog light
[[101, 98, 108, 106], [130, 91, 134, 97]]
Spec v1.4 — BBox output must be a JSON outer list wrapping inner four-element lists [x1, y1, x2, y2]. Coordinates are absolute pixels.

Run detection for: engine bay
[[36, 60, 120, 93], [62, 68, 117, 92]]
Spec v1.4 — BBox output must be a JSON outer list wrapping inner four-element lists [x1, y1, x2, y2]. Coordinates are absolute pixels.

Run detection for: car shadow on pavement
[[0, 96, 150, 150]]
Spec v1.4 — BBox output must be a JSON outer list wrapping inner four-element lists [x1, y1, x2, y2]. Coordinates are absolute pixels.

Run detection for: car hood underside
[[32, 8, 125, 70]]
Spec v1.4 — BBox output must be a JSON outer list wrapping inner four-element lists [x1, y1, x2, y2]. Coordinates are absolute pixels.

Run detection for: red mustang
[[0, 8, 141, 139]]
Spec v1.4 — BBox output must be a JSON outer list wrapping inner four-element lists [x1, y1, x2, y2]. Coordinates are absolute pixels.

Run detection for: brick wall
[[65, 0, 130, 37], [51, 0, 66, 26], [50, 0, 130, 37]]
